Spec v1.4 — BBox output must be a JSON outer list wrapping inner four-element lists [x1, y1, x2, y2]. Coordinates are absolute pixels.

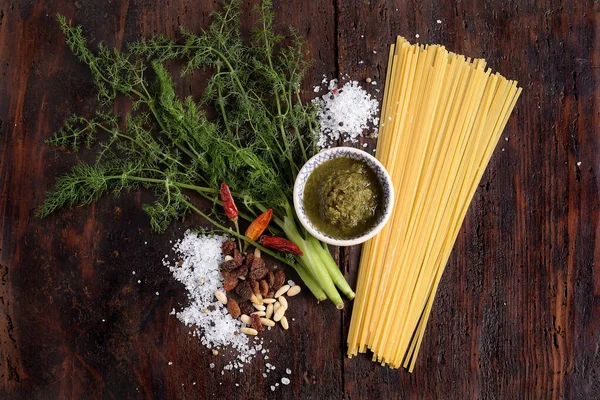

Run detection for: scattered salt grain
[[415, 34, 420, 38], [358, 60, 364, 64], [155, 292, 159, 296], [314, 80, 379, 148], [165, 232, 263, 371], [209, 363, 215, 369], [287, 280, 296, 287], [168, 362, 173, 365], [362, 143, 368, 148], [373, 50, 377, 54], [138, 280, 141, 284], [505, 137, 509, 141], [313, 86, 321, 93], [437, 19, 442, 24], [577, 161, 582, 166], [286, 368, 292, 374], [132, 271, 136, 275], [271, 386, 276, 391], [102, 319, 105, 322], [282, 377, 291, 385], [263, 373, 268, 378]]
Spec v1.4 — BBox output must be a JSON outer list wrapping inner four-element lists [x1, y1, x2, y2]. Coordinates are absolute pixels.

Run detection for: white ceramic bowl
[[293, 147, 394, 246]]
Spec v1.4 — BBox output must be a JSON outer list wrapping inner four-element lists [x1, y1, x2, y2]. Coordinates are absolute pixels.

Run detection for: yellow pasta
[[347, 37, 521, 370]]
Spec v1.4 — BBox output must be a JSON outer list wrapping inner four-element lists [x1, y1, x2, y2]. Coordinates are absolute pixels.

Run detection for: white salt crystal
[[138, 280, 141, 284], [373, 50, 377, 54], [168, 362, 173, 365], [132, 271, 136, 275], [362, 143, 368, 148], [577, 161, 582, 166], [415, 34, 420, 38], [271, 386, 276, 391], [286, 368, 292, 374], [282, 377, 290, 385], [155, 292, 159, 295], [437, 19, 442, 24], [314, 80, 379, 148], [313, 86, 321, 93], [287, 280, 296, 286], [165, 232, 264, 370], [209, 363, 215, 368]]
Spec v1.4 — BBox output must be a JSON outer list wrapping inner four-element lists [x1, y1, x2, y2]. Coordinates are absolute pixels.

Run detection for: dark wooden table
[[1, 0, 599, 399]]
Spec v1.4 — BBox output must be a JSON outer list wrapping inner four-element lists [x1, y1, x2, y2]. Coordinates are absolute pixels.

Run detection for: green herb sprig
[[40, 1, 354, 307]]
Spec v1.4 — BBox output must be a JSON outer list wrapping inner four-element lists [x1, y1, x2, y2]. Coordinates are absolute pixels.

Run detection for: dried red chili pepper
[[245, 209, 273, 244], [220, 183, 238, 221], [259, 236, 303, 256], [220, 182, 241, 249]]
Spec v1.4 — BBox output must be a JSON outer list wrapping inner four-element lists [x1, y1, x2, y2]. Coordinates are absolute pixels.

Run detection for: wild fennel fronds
[[40, 1, 354, 307]]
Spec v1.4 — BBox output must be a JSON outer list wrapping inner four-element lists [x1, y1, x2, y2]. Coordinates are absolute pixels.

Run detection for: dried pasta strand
[[346, 36, 521, 369]]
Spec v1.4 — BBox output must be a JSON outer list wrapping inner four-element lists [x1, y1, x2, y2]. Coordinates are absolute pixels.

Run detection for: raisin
[[233, 248, 243, 266], [259, 279, 269, 297], [221, 240, 236, 256], [227, 298, 241, 318], [235, 280, 253, 300], [250, 313, 264, 332], [233, 265, 248, 279], [222, 259, 238, 272], [273, 269, 286, 291], [223, 273, 239, 291], [245, 253, 255, 267], [240, 301, 254, 315], [250, 257, 268, 280], [266, 290, 275, 299], [250, 279, 260, 296], [267, 270, 275, 288]]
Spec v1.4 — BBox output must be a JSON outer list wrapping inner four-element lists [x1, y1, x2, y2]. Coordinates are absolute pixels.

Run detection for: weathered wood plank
[[0, 0, 340, 398], [338, 1, 600, 399]]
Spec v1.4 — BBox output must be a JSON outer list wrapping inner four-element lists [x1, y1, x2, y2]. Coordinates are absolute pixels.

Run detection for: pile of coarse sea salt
[[313, 77, 380, 149], [165, 231, 267, 372]]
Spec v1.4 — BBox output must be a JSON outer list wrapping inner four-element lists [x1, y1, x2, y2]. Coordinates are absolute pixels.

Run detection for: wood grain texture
[[0, 0, 599, 399]]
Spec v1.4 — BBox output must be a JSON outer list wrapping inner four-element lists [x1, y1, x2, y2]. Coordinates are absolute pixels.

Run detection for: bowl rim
[[293, 146, 395, 247]]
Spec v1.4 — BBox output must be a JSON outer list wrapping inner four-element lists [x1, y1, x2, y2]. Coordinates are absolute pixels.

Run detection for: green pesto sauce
[[303, 157, 384, 239]]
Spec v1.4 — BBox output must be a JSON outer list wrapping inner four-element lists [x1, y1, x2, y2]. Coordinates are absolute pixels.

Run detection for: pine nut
[[257, 293, 263, 302], [212, 349, 219, 355], [251, 311, 266, 317], [273, 306, 286, 322], [224, 255, 234, 262], [253, 304, 266, 311], [254, 248, 261, 258], [274, 285, 290, 298], [240, 314, 251, 324], [273, 302, 281, 312], [287, 285, 301, 297], [265, 303, 274, 319], [278, 296, 288, 309], [262, 298, 276, 304], [241, 327, 258, 336], [281, 316, 289, 330], [250, 294, 261, 305], [260, 318, 275, 327], [215, 290, 227, 304]]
